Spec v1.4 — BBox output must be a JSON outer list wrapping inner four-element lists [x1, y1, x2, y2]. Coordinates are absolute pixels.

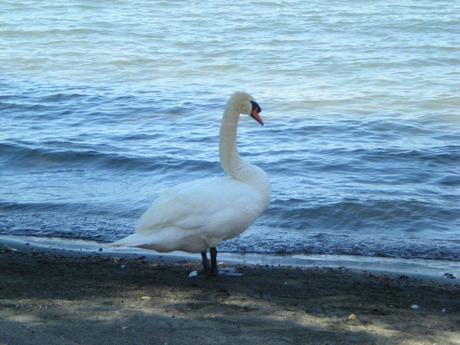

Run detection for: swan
[[114, 92, 271, 276]]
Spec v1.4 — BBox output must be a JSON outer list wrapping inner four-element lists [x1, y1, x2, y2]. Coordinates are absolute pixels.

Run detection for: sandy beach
[[0, 243, 458, 345]]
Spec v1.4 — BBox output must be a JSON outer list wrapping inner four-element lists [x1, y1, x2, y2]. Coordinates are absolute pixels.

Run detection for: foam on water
[[0, 0, 459, 261]]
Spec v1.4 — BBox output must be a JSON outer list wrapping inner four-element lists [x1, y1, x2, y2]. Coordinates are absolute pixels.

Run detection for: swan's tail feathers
[[111, 234, 148, 248]]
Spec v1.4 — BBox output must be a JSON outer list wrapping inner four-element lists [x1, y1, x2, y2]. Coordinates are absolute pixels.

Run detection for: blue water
[[1, 0, 459, 260]]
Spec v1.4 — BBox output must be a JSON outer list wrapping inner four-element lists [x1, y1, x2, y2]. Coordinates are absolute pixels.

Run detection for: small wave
[[302, 146, 460, 167], [261, 145, 460, 178], [361, 146, 460, 165], [0, 201, 88, 212], [0, 142, 218, 173], [220, 231, 460, 261], [436, 175, 460, 186], [263, 198, 458, 232], [0, 28, 105, 38], [38, 92, 90, 103]]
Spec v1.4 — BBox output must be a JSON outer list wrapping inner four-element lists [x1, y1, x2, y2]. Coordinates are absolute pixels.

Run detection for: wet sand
[[0, 245, 458, 345]]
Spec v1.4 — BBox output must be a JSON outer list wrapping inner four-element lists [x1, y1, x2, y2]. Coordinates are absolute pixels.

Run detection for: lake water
[[1, 0, 459, 260]]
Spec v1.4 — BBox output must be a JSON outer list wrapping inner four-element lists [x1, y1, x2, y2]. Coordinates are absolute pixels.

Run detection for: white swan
[[114, 92, 271, 275]]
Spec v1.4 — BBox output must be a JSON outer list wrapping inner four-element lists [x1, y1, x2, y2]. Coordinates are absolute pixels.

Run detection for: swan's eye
[[250, 101, 262, 113]]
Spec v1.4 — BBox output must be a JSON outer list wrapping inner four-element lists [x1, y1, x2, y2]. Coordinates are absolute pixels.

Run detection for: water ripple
[[0, 0, 458, 260]]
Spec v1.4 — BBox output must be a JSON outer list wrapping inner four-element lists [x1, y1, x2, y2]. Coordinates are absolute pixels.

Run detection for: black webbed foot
[[209, 247, 218, 276], [201, 251, 210, 273]]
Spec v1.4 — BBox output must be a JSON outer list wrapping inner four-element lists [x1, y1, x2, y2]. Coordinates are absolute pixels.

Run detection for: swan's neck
[[219, 101, 246, 178], [218, 99, 271, 205]]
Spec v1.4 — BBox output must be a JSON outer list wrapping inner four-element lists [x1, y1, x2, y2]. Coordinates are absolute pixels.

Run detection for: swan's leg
[[210, 247, 218, 276], [201, 251, 210, 273]]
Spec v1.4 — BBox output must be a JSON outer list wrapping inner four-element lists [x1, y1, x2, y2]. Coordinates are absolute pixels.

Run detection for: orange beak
[[250, 101, 264, 126], [251, 109, 264, 126]]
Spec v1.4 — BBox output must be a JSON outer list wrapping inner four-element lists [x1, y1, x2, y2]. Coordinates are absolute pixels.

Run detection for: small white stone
[[411, 304, 420, 310], [188, 270, 198, 278]]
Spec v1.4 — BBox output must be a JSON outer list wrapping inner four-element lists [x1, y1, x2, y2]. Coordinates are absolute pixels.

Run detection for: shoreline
[[0, 238, 459, 345], [1, 235, 459, 285]]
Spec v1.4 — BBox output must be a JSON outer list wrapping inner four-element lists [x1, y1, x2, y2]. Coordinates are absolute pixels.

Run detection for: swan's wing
[[135, 176, 261, 236]]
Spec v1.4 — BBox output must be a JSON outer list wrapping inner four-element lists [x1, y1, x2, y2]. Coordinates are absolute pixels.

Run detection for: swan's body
[[120, 174, 269, 252], [114, 92, 270, 274]]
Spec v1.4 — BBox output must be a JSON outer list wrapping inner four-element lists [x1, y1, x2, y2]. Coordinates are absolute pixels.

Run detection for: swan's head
[[229, 92, 264, 126]]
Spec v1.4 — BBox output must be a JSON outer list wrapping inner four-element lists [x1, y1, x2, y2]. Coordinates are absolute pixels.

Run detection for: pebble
[[347, 313, 357, 320], [411, 304, 420, 310]]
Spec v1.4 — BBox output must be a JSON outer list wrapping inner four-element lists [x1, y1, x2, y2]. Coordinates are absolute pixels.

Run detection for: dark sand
[[0, 245, 458, 345]]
